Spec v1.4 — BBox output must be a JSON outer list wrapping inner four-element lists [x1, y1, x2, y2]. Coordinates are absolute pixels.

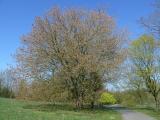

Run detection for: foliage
[[98, 92, 116, 105], [125, 66, 146, 104], [120, 91, 140, 107], [29, 79, 68, 102], [16, 80, 28, 100]]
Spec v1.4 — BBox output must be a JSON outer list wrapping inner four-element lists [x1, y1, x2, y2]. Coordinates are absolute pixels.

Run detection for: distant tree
[[0, 74, 3, 96], [0, 69, 15, 98], [15, 7, 125, 108], [126, 67, 146, 104], [129, 35, 160, 109], [140, 0, 160, 39]]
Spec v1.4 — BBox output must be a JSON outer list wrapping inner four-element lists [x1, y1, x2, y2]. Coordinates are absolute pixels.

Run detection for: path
[[105, 105, 155, 120], [119, 109, 154, 120]]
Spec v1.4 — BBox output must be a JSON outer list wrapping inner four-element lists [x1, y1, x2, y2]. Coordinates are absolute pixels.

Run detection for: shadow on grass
[[132, 106, 157, 111], [23, 103, 75, 112], [23, 103, 115, 113]]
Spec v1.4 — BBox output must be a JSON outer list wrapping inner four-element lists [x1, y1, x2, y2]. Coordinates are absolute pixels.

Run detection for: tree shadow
[[23, 103, 75, 112], [132, 106, 159, 112], [23, 103, 116, 113]]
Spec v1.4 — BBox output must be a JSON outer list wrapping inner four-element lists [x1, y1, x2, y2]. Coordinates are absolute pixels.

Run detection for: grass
[[133, 107, 160, 120], [0, 97, 122, 120]]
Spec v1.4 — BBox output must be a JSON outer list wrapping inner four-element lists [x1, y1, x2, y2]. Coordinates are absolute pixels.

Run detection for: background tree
[[129, 35, 160, 109], [140, 0, 160, 39], [126, 67, 146, 104], [0, 69, 15, 98]]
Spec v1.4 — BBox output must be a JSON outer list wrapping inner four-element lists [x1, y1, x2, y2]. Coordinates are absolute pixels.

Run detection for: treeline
[[0, 70, 15, 98]]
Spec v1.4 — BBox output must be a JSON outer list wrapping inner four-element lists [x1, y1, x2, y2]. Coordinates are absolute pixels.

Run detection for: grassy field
[[0, 98, 122, 120]]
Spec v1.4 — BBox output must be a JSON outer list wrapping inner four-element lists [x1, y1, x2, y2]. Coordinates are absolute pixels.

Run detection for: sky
[[0, 0, 154, 70]]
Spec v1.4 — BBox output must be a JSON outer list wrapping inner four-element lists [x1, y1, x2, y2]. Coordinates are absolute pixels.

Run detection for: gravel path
[[120, 109, 155, 120], [105, 105, 155, 120]]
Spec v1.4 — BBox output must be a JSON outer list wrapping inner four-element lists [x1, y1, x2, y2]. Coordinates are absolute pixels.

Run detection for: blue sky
[[0, 0, 154, 70]]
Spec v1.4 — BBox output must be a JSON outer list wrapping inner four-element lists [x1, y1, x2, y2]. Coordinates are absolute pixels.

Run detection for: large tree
[[15, 7, 125, 108], [129, 35, 160, 109]]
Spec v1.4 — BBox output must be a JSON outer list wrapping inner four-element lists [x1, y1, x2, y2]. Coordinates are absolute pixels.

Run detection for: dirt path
[[105, 105, 155, 120]]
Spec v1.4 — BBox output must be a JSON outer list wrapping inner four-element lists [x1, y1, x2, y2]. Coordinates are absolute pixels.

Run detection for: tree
[[140, 0, 160, 39], [15, 7, 125, 108], [129, 35, 160, 109]]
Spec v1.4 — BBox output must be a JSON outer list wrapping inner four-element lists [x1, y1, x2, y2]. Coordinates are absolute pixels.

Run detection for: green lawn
[[133, 107, 160, 120], [0, 98, 122, 120]]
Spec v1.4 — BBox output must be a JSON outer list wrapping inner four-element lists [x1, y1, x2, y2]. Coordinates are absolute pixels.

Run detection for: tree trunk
[[154, 95, 159, 110], [75, 98, 83, 109], [91, 101, 95, 109]]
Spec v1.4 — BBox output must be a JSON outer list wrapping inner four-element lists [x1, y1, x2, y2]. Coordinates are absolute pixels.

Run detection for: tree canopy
[[14, 7, 126, 108]]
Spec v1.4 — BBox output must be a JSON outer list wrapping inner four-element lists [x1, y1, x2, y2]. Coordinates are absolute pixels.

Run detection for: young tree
[[15, 7, 125, 108], [129, 35, 160, 109]]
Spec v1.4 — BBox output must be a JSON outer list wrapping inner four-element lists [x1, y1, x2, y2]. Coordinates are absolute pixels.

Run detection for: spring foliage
[[14, 7, 125, 108], [129, 35, 160, 109], [99, 92, 116, 105]]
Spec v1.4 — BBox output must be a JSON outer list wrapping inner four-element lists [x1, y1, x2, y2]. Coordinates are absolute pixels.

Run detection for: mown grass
[[0, 97, 122, 120]]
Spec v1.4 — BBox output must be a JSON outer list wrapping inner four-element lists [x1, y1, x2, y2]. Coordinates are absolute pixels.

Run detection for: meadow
[[0, 98, 122, 120]]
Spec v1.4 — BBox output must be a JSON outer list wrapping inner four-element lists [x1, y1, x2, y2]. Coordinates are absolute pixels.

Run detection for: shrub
[[98, 92, 116, 105]]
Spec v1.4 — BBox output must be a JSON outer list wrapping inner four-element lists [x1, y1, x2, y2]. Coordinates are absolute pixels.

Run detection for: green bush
[[99, 92, 116, 105]]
